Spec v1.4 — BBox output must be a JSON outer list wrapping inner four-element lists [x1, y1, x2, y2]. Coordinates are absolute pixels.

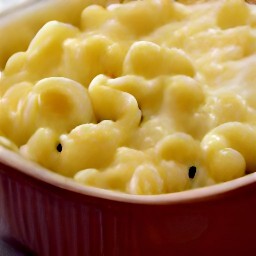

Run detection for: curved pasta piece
[[108, 0, 186, 36], [217, 0, 249, 29], [88, 74, 141, 137], [163, 75, 205, 112], [74, 168, 102, 187], [129, 164, 164, 195], [21, 120, 121, 177], [75, 147, 148, 191], [58, 120, 121, 175], [74, 147, 166, 194], [4, 21, 79, 80], [81, 5, 111, 30], [123, 41, 195, 78], [159, 160, 193, 193], [62, 35, 125, 86], [201, 122, 256, 181], [32, 77, 95, 130], [20, 127, 61, 170], [106, 75, 163, 119], [0, 82, 33, 145], [1, 77, 94, 146], [28, 21, 79, 52], [156, 132, 201, 164], [155, 133, 211, 191]]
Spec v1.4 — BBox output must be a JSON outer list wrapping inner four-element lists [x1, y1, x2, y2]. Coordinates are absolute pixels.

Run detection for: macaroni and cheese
[[0, 0, 256, 194]]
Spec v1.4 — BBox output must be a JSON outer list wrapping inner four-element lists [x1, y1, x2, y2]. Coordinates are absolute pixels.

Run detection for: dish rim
[[1, 146, 256, 205]]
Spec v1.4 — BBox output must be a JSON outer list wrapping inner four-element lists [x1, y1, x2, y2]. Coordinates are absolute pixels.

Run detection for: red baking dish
[[1, 1, 256, 255]]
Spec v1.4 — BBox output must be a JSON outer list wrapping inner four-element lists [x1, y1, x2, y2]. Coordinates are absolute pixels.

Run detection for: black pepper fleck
[[57, 143, 62, 153], [188, 166, 197, 179]]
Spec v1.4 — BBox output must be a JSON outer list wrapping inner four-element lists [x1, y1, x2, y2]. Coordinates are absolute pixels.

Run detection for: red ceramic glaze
[[1, 148, 256, 255], [1, 1, 256, 255]]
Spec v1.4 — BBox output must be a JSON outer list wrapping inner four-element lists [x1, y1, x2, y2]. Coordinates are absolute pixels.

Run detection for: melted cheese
[[0, 0, 256, 194]]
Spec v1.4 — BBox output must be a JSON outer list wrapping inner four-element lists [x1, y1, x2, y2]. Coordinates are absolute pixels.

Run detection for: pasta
[[0, 0, 256, 194]]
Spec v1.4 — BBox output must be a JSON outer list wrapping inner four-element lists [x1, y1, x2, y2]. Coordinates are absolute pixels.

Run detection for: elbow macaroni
[[0, 0, 256, 194]]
